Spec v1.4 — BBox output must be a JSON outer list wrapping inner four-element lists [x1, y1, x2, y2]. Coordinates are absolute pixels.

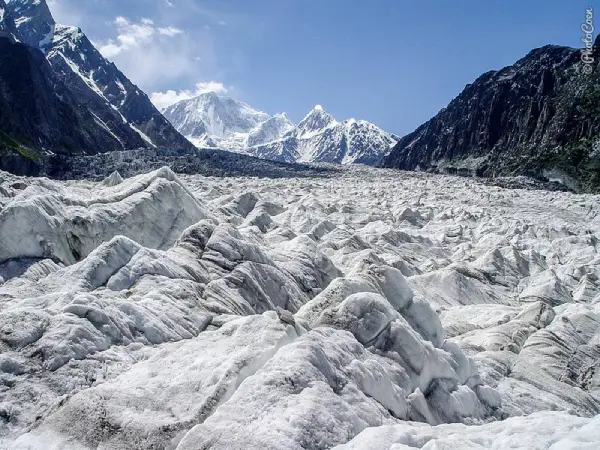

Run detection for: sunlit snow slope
[[0, 166, 599, 449]]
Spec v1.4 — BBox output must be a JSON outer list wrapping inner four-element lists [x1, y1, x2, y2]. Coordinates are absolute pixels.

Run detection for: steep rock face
[[5, 0, 53, 47], [0, 36, 124, 175], [383, 38, 600, 192], [44, 24, 192, 149], [45, 25, 147, 150]]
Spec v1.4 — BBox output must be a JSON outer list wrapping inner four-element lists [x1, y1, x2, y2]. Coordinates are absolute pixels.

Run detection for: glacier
[[0, 165, 599, 449]]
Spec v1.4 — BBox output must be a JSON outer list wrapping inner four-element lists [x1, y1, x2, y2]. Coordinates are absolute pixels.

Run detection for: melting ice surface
[[0, 165, 599, 449]]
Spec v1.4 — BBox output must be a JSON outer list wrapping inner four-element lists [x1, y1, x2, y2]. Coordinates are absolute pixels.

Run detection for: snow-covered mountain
[[163, 92, 294, 151], [3, 0, 192, 150], [252, 105, 398, 165], [163, 93, 397, 165], [295, 104, 336, 138]]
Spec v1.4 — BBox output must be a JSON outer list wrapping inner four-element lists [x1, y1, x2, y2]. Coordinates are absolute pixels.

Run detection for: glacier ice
[[335, 411, 600, 449], [0, 165, 599, 449]]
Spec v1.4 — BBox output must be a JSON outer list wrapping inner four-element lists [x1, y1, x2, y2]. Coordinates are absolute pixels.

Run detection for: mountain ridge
[[251, 104, 397, 165], [382, 37, 600, 192], [162, 91, 289, 151]]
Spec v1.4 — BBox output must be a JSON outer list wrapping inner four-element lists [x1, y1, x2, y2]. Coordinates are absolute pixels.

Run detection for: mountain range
[[1, 0, 599, 192], [163, 93, 398, 165], [0, 0, 192, 174]]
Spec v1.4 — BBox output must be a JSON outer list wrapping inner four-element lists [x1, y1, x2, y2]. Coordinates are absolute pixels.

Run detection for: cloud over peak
[[151, 81, 229, 110]]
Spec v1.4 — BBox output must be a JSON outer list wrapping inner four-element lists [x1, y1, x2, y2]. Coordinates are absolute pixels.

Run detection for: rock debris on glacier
[[0, 165, 599, 449]]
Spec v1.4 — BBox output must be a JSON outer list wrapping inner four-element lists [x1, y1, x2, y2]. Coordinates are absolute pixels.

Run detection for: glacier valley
[[0, 165, 599, 449]]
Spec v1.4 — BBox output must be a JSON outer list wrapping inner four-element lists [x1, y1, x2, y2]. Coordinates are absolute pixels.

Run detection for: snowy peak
[[185, 92, 270, 137], [296, 104, 337, 138], [5, 0, 55, 48], [339, 118, 397, 164], [163, 91, 292, 151]]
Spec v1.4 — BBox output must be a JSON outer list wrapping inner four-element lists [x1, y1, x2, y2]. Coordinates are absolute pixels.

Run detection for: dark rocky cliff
[[0, 37, 124, 175], [383, 37, 600, 192]]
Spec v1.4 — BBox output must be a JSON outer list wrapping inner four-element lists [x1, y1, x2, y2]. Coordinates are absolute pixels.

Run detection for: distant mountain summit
[[162, 92, 293, 151], [0, 0, 192, 175], [295, 104, 337, 138], [383, 37, 600, 192], [251, 105, 397, 165], [164, 94, 397, 165]]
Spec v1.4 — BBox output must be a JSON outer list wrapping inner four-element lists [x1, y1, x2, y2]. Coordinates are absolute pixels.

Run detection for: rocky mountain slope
[[1, 164, 599, 448], [0, 0, 192, 175], [163, 93, 397, 165], [0, 36, 128, 175], [383, 37, 600, 192]]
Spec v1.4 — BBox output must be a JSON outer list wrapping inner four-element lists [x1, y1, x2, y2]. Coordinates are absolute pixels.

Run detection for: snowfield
[[0, 165, 599, 449]]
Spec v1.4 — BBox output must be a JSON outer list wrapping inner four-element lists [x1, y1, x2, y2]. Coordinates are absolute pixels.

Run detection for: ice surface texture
[[0, 165, 599, 449]]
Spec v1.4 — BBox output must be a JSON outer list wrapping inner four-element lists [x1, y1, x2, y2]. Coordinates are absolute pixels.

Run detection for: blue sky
[[47, 0, 594, 135]]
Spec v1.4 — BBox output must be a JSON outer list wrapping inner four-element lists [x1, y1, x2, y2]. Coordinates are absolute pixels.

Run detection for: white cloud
[[94, 15, 211, 90], [98, 17, 182, 58], [46, 4, 233, 99], [158, 26, 183, 36], [151, 81, 229, 110]]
